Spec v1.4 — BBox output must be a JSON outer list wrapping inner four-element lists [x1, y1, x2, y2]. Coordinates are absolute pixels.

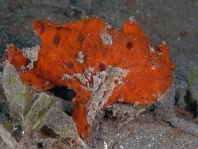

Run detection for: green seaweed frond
[[22, 92, 31, 117], [37, 99, 56, 120], [7, 77, 13, 85], [189, 65, 198, 85], [1, 121, 13, 133]]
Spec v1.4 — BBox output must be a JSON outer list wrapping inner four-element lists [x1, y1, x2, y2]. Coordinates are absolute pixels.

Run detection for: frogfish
[[2, 17, 175, 138]]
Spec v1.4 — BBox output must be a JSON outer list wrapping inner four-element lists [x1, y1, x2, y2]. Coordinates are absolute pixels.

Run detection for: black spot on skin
[[52, 32, 61, 48], [76, 33, 86, 44], [46, 70, 51, 75], [126, 42, 133, 50], [40, 25, 46, 36], [36, 74, 40, 78], [63, 60, 74, 69], [39, 69, 45, 74], [48, 86, 76, 101], [65, 27, 72, 31], [27, 79, 32, 83], [99, 63, 106, 71], [33, 20, 46, 36], [114, 80, 118, 84], [83, 54, 89, 62], [104, 47, 108, 50], [85, 125, 89, 130], [77, 87, 82, 92]]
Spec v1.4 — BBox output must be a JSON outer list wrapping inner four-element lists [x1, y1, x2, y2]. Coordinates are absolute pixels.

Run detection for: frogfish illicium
[[3, 17, 175, 138]]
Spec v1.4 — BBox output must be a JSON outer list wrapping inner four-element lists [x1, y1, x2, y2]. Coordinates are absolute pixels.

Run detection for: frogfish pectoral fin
[[1, 45, 29, 68]]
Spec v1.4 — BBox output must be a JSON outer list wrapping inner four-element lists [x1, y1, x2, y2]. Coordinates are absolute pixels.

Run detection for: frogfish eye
[[152, 63, 157, 68]]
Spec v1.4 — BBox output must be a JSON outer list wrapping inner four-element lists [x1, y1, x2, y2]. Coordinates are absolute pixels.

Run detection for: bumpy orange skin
[[4, 18, 175, 138]]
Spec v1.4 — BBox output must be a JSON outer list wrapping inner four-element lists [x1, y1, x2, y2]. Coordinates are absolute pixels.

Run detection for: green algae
[[2, 62, 78, 139], [3, 62, 30, 122], [24, 93, 56, 132], [1, 121, 13, 133]]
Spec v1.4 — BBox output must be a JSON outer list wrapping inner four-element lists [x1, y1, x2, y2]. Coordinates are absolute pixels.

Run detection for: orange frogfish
[[3, 17, 175, 138]]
